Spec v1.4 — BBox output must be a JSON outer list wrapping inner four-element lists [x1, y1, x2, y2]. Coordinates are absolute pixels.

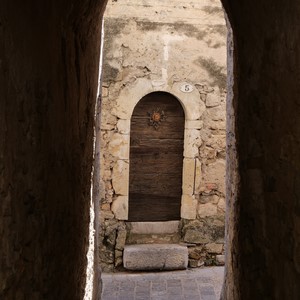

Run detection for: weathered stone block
[[206, 91, 221, 107], [189, 258, 205, 268], [184, 98, 205, 120], [129, 221, 179, 234], [198, 203, 218, 218], [184, 228, 211, 244], [182, 158, 195, 195], [101, 211, 115, 220], [111, 78, 152, 119], [194, 158, 202, 194], [216, 255, 225, 266], [183, 220, 214, 244], [112, 160, 129, 195], [123, 244, 188, 270], [117, 119, 130, 134], [203, 159, 226, 194], [104, 229, 117, 249], [100, 248, 114, 265], [185, 120, 204, 129], [116, 229, 127, 250], [101, 111, 118, 130], [188, 246, 204, 260], [217, 197, 226, 213], [184, 129, 202, 158], [205, 243, 223, 254], [199, 194, 220, 204], [115, 249, 123, 259], [115, 248, 124, 267], [206, 119, 226, 130], [210, 224, 225, 243], [207, 103, 225, 121], [111, 196, 128, 220], [206, 134, 226, 150], [101, 203, 111, 211], [201, 146, 217, 160], [102, 87, 109, 97], [108, 133, 130, 159], [181, 195, 197, 219]]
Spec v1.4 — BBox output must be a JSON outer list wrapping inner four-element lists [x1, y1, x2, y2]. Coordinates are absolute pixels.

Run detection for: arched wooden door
[[129, 92, 185, 221]]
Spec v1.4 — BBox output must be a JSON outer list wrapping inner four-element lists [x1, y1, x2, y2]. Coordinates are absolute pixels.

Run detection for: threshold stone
[[123, 244, 188, 271]]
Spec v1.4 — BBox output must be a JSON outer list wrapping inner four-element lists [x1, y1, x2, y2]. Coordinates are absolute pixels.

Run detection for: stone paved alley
[[101, 266, 224, 300]]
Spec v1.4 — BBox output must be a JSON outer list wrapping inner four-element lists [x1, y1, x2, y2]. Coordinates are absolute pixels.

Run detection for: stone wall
[[222, 1, 300, 298], [0, 0, 103, 298], [99, 0, 227, 271]]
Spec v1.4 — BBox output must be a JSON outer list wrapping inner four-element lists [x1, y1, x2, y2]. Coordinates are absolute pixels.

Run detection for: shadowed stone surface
[[0, 0, 103, 298], [101, 266, 223, 300], [123, 244, 188, 271]]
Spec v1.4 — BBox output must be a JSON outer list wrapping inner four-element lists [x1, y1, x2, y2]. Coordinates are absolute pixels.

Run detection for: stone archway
[[102, 79, 208, 222]]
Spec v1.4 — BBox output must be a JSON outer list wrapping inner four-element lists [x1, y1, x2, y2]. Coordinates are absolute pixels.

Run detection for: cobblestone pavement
[[101, 267, 224, 300]]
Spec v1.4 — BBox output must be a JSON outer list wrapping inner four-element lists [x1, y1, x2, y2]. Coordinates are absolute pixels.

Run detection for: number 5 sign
[[180, 83, 194, 93]]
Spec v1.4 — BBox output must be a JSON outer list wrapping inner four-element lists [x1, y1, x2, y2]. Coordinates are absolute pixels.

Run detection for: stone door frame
[[110, 78, 205, 220]]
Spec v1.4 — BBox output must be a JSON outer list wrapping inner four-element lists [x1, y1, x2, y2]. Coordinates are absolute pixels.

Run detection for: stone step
[[127, 221, 180, 234], [125, 221, 181, 245], [126, 232, 181, 245], [123, 244, 188, 271]]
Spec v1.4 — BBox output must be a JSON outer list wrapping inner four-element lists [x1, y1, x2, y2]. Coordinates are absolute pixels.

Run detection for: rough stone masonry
[[99, 0, 227, 272]]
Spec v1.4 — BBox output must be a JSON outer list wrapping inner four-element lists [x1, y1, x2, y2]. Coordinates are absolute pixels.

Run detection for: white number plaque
[[180, 84, 194, 93]]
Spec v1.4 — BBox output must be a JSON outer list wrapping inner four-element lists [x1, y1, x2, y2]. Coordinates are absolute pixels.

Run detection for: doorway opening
[[129, 91, 185, 221]]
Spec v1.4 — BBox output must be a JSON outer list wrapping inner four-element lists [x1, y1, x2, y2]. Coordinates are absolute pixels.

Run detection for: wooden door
[[129, 92, 184, 221]]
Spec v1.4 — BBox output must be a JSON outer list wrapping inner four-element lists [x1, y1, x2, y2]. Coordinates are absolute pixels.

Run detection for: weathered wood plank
[[129, 174, 182, 196], [130, 159, 183, 173], [128, 193, 181, 221], [130, 138, 184, 151]]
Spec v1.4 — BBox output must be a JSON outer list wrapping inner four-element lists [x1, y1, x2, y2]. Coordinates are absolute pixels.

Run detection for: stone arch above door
[[109, 78, 204, 220], [111, 78, 205, 121]]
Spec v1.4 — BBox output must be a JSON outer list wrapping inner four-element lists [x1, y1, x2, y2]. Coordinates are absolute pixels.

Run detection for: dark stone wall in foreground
[[222, 0, 300, 299], [0, 1, 105, 298]]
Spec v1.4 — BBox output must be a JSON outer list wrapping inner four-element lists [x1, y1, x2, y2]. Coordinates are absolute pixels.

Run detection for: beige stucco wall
[[99, 0, 227, 271]]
